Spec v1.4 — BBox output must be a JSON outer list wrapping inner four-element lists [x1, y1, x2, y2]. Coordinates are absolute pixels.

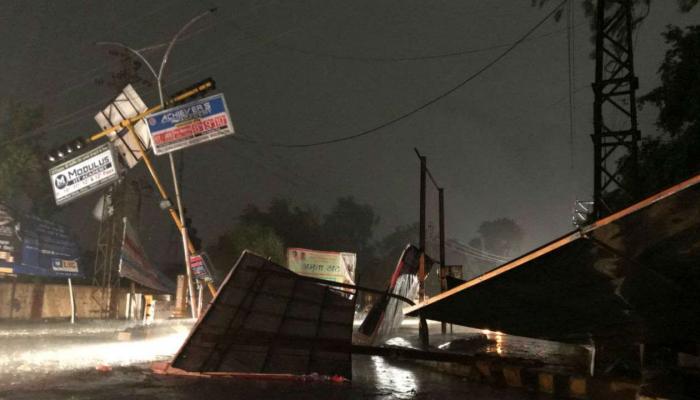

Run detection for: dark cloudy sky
[[1, 1, 698, 265]]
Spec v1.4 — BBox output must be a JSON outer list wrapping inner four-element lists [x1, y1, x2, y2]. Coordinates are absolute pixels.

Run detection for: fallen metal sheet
[[406, 174, 700, 344], [172, 251, 355, 378]]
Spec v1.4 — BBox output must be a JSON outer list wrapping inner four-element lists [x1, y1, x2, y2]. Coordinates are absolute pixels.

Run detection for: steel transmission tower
[[92, 179, 143, 318], [92, 182, 125, 318], [592, 0, 641, 218]]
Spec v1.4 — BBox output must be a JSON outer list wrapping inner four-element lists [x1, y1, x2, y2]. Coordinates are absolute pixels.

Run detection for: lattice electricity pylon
[[592, 0, 641, 218], [92, 182, 125, 318]]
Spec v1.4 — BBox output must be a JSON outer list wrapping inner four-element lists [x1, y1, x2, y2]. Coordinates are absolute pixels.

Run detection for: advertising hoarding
[[146, 93, 234, 155], [118, 218, 174, 293], [0, 204, 81, 278], [189, 253, 213, 282], [49, 143, 120, 206], [286, 248, 356, 285]]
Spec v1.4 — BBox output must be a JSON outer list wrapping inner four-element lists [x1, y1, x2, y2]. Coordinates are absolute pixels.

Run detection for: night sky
[[1, 1, 697, 266]]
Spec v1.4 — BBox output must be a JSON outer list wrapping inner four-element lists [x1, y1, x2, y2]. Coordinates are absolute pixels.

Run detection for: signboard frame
[[189, 252, 214, 282], [49, 143, 120, 206], [286, 247, 356, 285], [146, 93, 234, 155]]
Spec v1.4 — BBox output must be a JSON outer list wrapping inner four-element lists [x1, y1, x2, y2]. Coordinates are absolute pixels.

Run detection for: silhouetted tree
[[0, 102, 52, 215], [476, 218, 524, 258], [207, 223, 285, 279], [609, 25, 700, 205]]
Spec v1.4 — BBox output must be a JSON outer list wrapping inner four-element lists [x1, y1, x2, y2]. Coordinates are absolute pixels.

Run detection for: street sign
[[146, 93, 234, 155], [94, 84, 151, 169], [49, 143, 120, 206], [189, 252, 213, 282], [286, 248, 356, 285]]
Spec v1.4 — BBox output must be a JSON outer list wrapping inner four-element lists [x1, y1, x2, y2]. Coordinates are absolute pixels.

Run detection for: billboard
[[49, 143, 120, 206], [94, 84, 151, 169], [146, 93, 234, 155], [189, 253, 213, 282], [286, 248, 356, 285], [118, 217, 174, 293], [0, 204, 81, 278]]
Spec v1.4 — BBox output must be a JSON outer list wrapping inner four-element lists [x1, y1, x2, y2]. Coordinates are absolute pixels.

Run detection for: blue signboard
[[0, 205, 81, 278], [146, 93, 234, 155]]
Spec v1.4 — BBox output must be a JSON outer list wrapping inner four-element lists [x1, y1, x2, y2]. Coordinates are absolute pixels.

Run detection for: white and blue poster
[[146, 93, 234, 155], [0, 204, 81, 278]]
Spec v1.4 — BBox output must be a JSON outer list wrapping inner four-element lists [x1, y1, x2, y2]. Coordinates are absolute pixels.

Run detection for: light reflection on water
[[0, 330, 189, 383], [371, 355, 418, 399]]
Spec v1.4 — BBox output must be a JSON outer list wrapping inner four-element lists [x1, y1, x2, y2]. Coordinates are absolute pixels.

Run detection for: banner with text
[[49, 143, 120, 206], [0, 204, 81, 277], [286, 248, 356, 285], [189, 253, 213, 282], [146, 93, 234, 155]]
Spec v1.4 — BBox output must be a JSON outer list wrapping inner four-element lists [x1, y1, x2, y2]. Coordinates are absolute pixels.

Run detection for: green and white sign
[[287, 247, 356, 285]]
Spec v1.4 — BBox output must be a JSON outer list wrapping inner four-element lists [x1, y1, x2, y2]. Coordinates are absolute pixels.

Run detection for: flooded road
[[0, 319, 587, 399], [0, 356, 534, 400]]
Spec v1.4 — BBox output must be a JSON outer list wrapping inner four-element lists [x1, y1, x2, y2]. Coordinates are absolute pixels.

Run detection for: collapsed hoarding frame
[[170, 250, 415, 379], [404, 171, 700, 345]]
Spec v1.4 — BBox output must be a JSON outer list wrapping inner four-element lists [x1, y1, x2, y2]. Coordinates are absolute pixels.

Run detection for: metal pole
[[592, 0, 605, 219], [128, 281, 136, 320], [197, 282, 204, 317], [439, 187, 446, 335], [97, 10, 216, 313], [67, 278, 75, 324], [415, 149, 428, 348]]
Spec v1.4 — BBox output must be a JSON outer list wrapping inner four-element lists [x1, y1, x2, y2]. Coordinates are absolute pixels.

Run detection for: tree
[[240, 198, 323, 249], [322, 196, 379, 251], [0, 102, 52, 215], [474, 218, 524, 258], [610, 25, 700, 201], [207, 223, 285, 279]]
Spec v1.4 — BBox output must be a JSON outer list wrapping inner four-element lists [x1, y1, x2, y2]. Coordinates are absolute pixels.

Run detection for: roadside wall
[[0, 280, 171, 320]]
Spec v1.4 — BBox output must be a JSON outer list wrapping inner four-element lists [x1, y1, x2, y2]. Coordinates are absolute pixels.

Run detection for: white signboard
[[287, 248, 356, 285], [49, 143, 120, 206], [94, 84, 151, 169], [146, 93, 234, 155]]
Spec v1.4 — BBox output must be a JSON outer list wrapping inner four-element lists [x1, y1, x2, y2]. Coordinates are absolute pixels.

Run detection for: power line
[[229, 14, 585, 63], [236, 0, 569, 149]]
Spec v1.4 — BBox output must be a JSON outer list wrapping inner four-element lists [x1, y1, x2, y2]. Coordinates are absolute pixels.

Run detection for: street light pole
[[97, 8, 216, 319]]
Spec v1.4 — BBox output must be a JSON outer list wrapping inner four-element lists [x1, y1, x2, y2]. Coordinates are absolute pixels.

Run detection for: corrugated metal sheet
[[172, 251, 355, 378], [406, 174, 700, 344]]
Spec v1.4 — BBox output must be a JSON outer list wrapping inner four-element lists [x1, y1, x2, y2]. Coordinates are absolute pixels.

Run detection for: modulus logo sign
[[49, 143, 120, 206], [54, 174, 68, 190]]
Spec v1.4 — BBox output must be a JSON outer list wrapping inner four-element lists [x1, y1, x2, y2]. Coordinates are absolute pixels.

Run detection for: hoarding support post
[[197, 281, 204, 317], [181, 227, 196, 319], [9, 277, 16, 319], [67, 278, 75, 324], [128, 281, 136, 320]]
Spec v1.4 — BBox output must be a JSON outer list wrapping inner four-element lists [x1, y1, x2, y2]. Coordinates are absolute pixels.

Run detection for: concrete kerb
[[415, 356, 640, 399]]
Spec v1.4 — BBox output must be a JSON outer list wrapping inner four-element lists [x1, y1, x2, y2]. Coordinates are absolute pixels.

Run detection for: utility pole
[[592, 0, 640, 218], [415, 148, 429, 348], [438, 187, 446, 335], [97, 9, 217, 317]]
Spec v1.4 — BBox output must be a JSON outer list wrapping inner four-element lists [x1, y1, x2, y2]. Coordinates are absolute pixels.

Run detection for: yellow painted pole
[[124, 120, 218, 299]]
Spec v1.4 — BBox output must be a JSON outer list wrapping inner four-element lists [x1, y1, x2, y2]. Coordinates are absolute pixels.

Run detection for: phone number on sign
[[154, 115, 228, 145]]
